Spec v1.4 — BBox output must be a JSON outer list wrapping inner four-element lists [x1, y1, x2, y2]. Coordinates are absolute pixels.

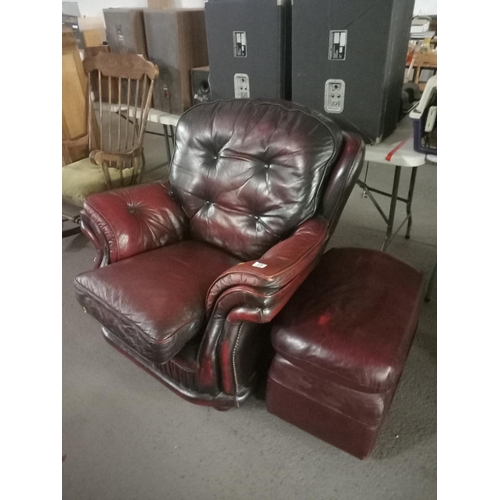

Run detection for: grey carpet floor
[[62, 127, 437, 500]]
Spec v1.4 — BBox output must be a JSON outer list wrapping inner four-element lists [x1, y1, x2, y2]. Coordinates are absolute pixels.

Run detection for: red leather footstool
[[266, 248, 425, 459]]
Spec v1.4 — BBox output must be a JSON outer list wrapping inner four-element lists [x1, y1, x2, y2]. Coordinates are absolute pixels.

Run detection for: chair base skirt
[[102, 328, 250, 410]]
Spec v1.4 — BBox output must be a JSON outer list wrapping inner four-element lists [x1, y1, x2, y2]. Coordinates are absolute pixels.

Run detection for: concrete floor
[[62, 124, 437, 500]]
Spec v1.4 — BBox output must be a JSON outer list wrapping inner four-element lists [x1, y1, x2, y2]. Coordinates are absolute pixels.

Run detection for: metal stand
[[425, 264, 437, 302], [356, 162, 418, 251], [163, 124, 175, 168], [62, 214, 82, 238]]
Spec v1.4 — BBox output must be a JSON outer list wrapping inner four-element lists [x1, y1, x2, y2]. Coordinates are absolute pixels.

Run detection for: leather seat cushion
[[62, 157, 134, 206], [271, 248, 425, 393], [75, 240, 240, 364]]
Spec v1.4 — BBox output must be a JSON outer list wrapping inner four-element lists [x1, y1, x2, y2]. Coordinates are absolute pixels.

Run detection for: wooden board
[[62, 31, 87, 141], [82, 29, 104, 48], [177, 10, 209, 111], [147, 0, 175, 7], [62, 29, 100, 164]]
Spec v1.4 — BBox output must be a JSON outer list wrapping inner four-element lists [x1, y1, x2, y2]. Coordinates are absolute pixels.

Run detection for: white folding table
[[360, 116, 429, 251], [145, 109, 180, 164], [104, 104, 181, 165]]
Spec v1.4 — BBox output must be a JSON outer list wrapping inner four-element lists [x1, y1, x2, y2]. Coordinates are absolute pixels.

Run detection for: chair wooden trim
[[83, 51, 158, 80]]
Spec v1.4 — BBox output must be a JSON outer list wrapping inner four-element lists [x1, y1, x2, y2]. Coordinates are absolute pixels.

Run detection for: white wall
[[71, 0, 437, 24], [75, 0, 146, 19], [72, 0, 205, 20], [180, 0, 205, 7], [413, 0, 437, 15]]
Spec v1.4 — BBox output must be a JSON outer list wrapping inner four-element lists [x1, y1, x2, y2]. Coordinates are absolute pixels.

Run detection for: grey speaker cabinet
[[205, 0, 291, 101], [291, 0, 414, 143], [103, 8, 148, 57], [144, 8, 208, 114]]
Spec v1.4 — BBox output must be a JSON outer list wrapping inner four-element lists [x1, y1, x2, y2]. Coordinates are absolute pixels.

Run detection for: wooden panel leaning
[[62, 29, 100, 164], [82, 29, 104, 49]]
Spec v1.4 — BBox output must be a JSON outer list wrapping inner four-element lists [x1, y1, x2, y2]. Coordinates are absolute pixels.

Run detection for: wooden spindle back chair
[[62, 52, 158, 237], [83, 52, 159, 187]]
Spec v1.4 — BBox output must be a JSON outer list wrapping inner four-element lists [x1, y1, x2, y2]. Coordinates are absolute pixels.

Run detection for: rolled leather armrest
[[206, 216, 329, 314], [198, 217, 329, 397], [82, 180, 189, 265]]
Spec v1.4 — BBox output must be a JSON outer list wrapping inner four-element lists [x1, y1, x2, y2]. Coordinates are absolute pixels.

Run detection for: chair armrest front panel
[[197, 217, 329, 399], [82, 180, 189, 267]]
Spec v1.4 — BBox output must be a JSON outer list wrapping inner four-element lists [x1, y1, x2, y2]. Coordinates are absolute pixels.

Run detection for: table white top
[[102, 103, 181, 127], [106, 103, 426, 167], [146, 108, 428, 168], [147, 108, 180, 127], [364, 116, 427, 168]]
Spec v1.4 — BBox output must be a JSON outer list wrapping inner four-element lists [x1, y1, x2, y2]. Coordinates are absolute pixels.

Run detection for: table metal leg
[[163, 125, 174, 162], [169, 125, 175, 152], [425, 264, 437, 302], [362, 162, 370, 198], [382, 166, 401, 251], [163, 124, 172, 162], [405, 167, 418, 239]]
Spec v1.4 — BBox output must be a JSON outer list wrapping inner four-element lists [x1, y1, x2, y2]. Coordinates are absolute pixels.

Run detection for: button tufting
[[206, 201, 210, 205], [254, 215, 259, 220], [127, 205, 137, 214]]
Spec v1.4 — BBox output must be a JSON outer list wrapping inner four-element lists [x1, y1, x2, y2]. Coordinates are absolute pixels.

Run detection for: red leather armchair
[[74, 99, 365, 409]]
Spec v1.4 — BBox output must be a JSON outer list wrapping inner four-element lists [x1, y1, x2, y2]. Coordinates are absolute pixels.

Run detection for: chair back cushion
[[170, 99, 343, 260]]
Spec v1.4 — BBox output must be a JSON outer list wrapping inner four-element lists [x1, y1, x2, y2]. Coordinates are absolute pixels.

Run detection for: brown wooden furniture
[[147, 0, 175, 7], [82, 29, 104, 49], [406, 50, 437, 91], [62, 29, 100, 165], [62, 51, 159, 237], [144, 8, 208, 114], [84, 45, 119, 105]]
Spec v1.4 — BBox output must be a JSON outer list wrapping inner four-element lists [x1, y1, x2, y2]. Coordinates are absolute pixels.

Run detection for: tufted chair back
[[169, 99, 344, 261]]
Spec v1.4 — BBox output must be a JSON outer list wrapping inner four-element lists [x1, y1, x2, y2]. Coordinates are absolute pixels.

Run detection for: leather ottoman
[[265, 248, 425, 459]]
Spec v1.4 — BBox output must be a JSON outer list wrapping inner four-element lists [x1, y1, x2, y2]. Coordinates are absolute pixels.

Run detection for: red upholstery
[[196, 216, 329, 398], [170, 100, 343, 260], [206, 216, 328, 313], [266, 248, 425, 458], [83, 181, 189, 264], [271, 248, 424, 392], [75, 240, 239, 364], [75, 99, 365, 409]]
